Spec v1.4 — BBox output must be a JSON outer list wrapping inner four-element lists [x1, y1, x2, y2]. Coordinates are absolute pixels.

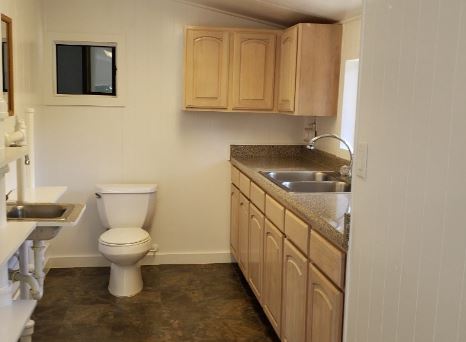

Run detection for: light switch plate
[[356, 142, 368, 179]]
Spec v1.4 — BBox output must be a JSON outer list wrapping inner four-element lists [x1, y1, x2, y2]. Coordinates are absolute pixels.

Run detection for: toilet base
[[108, 263, 143, 297]]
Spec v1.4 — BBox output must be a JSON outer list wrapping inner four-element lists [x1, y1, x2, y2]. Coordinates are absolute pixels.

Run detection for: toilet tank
[[96, 184, 157, 229]]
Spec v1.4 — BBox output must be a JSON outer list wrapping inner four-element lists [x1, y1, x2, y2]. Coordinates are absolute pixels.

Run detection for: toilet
[[96, 183, 157, 297]]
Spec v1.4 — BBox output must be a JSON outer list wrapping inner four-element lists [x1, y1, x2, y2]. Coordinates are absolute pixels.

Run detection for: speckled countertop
[[230, 145, 351, 251]]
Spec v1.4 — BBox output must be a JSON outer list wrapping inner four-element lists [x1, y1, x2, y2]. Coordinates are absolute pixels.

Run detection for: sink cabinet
[[282, 239, 308, 342], [248, 204, 264, 299], [307, 264, 343, 342], [238, 192, 250, 274], [263, 219, 284, 335], [229, 165, 347, 341], [230, 184, 240, 259]]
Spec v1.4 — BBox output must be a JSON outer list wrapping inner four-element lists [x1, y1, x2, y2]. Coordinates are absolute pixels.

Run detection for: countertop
[[230, 145, 351, 251]]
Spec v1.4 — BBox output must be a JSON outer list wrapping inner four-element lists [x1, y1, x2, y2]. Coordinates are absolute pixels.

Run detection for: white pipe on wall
[[25, 108, 35, 190]]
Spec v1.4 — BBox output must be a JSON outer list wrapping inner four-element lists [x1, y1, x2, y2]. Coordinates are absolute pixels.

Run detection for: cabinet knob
[[240, 202, 244, 206]]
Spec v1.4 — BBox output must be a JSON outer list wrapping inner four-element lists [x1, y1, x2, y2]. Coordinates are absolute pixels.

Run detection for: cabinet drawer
[[250, 182, 265, 212], [239, 172, 251, 197], [231, 166, 240, 186], [284, 210, 309, 256], [265, 195, 284, 232], [309, 230, 346, 288]]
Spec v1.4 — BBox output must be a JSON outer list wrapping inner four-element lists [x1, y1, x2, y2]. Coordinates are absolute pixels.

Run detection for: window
[[340, 59, 359, 150], [56, 44, 116, 96]]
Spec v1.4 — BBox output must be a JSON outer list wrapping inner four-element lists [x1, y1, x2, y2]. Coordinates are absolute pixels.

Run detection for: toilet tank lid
[[96, 184, 157, 194]]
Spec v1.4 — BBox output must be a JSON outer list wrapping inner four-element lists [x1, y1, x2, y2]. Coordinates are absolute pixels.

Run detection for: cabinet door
[[307, 264, 343, 342], [282, 239, 308, 342], [238, 193, 250, 275], [248, 204, 264, 299], [231, 32, 276, 110], [185, 29, 229, 108], [277, 26, 298, 113], [263, 219, 284, 335], [230, 185, 240, 259]]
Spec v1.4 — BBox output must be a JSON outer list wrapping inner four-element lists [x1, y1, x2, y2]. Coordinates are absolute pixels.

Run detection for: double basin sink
[[260, 170, 351, 193], [7, 203, 85, 241]]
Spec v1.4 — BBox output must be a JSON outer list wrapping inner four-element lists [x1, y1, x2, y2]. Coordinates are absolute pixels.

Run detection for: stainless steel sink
[[7, 203, 86, 240], [261, 170, 332, 182], [260, 170, 351, 193], [282, 181, 351, 193]]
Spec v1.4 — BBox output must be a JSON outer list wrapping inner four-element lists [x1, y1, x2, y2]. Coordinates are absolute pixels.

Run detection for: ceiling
[[179, 0, 362, 26]]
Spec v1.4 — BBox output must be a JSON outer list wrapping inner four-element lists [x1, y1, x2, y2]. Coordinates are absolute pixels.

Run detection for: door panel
[[277, 26, 298, 112]]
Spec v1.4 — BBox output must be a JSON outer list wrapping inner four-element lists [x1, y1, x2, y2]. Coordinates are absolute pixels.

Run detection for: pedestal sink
[[6, 203, 86, 240]]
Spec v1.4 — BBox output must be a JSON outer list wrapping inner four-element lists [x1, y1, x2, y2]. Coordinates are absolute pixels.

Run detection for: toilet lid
[[99, 228, 151, 246]]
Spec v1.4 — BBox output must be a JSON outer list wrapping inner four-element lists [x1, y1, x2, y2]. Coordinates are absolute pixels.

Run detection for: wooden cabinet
[[277, 26, 298, 112], [277, 24, 342, 116], [230, 185, 240, 259], [282, 239, 308, 342], [306, 264, 343, 342], [231, 32, 276, 110], [248, 204, 264, 299], [238, 193, 250, 274], [184, 28, 230, 109], [263, 219, 284, 335]]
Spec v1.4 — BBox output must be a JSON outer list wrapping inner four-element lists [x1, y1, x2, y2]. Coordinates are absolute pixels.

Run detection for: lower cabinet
[[230, 185, 240, 258], [248, 204, 264, 299], [238, 193, 250, 274], [282, 239, 308, 342], [306, 264, 343, 342], [263, 219, 284, 335], [229, 167, 345, 342]]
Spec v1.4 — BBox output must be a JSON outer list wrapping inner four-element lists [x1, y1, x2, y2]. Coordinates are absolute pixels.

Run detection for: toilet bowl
[[96, 184, 157, 297]]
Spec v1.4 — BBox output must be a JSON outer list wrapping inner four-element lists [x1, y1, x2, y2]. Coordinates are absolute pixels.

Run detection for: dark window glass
[[2, 42, 8, 92], [56, 44, 116, 96]]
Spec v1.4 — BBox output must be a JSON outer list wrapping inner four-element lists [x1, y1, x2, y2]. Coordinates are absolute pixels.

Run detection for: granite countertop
[[230, 145, 351, 251]]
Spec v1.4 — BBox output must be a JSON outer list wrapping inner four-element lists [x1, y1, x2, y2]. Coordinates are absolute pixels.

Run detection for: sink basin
[[260, 170, 333, 182], [260, 170, 351, 193], [7, 203, 71, 220], [7, 203, 86, 240], [282, 181, 351, 193]]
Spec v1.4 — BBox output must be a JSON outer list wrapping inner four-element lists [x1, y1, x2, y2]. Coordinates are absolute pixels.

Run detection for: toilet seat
[[99, 228, 151, 247]]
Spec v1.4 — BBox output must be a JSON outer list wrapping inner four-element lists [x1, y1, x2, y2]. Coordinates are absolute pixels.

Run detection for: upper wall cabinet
[[278, 24, 342, 116], [231, 32, 276, 110], [184, 24, 341, 116], [184, 28, 230, 109]]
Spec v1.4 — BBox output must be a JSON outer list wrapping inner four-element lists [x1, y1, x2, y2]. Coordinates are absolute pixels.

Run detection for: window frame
[[55, 43, 117, 97], [44, 32, 126, 107]]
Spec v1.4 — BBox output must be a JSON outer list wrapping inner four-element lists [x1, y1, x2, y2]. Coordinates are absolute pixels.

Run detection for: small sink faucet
[[306, 134, 353, 177]]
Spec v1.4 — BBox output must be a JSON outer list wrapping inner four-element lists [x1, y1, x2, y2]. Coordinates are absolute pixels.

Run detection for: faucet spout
[[307, 134, 353, 177]]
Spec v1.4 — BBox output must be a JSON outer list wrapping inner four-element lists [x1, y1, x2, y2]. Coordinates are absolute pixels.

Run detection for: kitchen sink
[[7, 203, 86, 240], [260, 170, 351, 193], [260, 170, 333, 182], [282, 181, 351, 193]]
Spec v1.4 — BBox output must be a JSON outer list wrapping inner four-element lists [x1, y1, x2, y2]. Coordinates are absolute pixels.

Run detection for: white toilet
[[96, 183, 157, 297]]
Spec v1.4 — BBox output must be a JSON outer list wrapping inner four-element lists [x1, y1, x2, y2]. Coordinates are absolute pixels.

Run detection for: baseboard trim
[[46, 251, 234, 268]]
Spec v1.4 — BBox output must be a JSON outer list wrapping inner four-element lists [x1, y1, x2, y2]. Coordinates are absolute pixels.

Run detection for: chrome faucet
[[306, 134, 353, 177]]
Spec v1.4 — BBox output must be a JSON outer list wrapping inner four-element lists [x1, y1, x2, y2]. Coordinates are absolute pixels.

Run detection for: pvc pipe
[[25, 108, 35, 189], [11, 271, 42, 300], [18, 242, 30, 299], [20, 319, 35, 342], [16, 157, 26, 203], [32, 241, 45, 290]]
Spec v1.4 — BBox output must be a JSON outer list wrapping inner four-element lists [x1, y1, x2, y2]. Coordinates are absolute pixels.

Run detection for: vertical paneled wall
[[346, 1, 466, 342]]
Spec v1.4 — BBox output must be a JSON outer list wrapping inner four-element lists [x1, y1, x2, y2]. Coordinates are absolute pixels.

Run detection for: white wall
[[0, 0, 43, 191], [38, 0, 307, 265], [346, 1, 466, 342], [315, 17, 361, 158]]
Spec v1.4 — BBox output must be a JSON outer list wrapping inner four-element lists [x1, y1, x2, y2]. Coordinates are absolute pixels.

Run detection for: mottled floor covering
[[32, 264, 280, 342]]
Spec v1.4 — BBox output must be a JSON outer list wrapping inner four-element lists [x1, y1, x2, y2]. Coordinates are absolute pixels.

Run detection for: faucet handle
[[6, 189, 14, 201]]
